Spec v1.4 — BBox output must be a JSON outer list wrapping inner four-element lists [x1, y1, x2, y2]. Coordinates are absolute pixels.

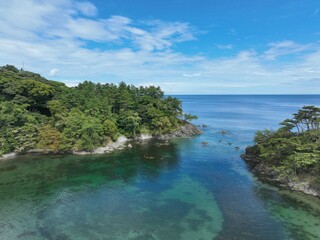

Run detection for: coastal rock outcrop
[[0, 152, 17, 161], [155, 122, 202, 140], [241, 152, 320, 198]]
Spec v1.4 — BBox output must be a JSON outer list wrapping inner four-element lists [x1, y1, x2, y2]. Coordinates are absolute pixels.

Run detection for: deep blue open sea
[[0, 95, 319, 239]]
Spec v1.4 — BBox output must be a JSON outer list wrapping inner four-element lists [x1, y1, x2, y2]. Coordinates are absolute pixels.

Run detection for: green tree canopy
[[0, 65, 193, 155]]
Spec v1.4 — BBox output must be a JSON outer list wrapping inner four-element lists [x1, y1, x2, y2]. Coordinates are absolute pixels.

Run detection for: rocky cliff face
[[155, 122, 202, 140], [241, 152, 320, 199]]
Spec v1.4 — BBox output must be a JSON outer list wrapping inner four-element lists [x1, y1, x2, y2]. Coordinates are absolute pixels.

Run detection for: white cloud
[[0, 1, 194, 49], [126, 21, 195, 51], [264, 40, 315, 60], [63, 80, 81, 87], [182, 73, 203, 78], [216, 44, 233, 50], [49, 68, 59, 77], [0, 1, 319, 94], [64, 17, 119, 42], [75, 1, 97, 17]]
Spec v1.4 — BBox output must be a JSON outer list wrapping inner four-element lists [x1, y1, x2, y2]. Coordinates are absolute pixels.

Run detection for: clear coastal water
[[0, 95, 320, 240]]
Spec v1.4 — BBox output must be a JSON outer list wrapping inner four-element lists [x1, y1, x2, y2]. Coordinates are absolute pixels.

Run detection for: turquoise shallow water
[[0, 95, 320, 240]]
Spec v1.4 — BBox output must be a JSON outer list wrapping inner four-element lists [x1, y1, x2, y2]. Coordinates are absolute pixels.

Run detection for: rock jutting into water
[[241, 151, 320, 199], [218, 130, 228, 135], [241, 106, 320, 199], [197, 124, 208, 128], [154, 122, 202, 140]]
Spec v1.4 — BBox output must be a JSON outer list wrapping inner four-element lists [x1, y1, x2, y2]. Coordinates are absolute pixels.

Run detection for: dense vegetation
[[0, 65, 195, 155], [245, 106, 320, 186]]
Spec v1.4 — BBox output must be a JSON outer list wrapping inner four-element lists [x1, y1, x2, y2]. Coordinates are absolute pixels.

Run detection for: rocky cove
[[1, 95, 320, 240], [0, 122, 202, 161]]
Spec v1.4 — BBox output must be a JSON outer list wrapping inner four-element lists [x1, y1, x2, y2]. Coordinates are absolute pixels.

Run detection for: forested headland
[[242, 106, 320, 197], [0, 65, 197, 156]]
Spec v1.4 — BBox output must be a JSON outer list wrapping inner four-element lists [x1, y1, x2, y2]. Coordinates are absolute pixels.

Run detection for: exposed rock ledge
[[0, 152, 17, 160], [241, 153, 320, 199], [73, 136, 129, 155], [76, 122, 202, 155], [0, 122, 201, 160], [154, 122, 202, 140]]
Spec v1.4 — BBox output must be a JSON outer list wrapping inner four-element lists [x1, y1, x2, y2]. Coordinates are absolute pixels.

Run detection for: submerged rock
[[218, 130, 228, 135]]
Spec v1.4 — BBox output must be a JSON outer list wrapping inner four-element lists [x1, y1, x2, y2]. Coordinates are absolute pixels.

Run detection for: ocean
[[0, 95, 319, 239]]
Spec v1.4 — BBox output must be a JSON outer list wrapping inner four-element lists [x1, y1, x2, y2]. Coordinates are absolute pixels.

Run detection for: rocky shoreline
[[241, 152, 320, 199], [154, 122, 202, 140], [0, 122, 202, 161]]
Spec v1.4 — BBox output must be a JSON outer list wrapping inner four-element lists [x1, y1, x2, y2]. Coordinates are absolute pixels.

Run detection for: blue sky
[[0, 0, 320, 94]]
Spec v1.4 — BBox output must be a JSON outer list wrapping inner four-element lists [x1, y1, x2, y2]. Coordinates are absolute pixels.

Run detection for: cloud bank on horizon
[[0, 0, 320, 94]]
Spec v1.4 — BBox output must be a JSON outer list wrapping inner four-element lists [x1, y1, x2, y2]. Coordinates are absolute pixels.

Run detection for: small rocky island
[[0, 65, 200, 159], [242, 106, 320, 198]]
